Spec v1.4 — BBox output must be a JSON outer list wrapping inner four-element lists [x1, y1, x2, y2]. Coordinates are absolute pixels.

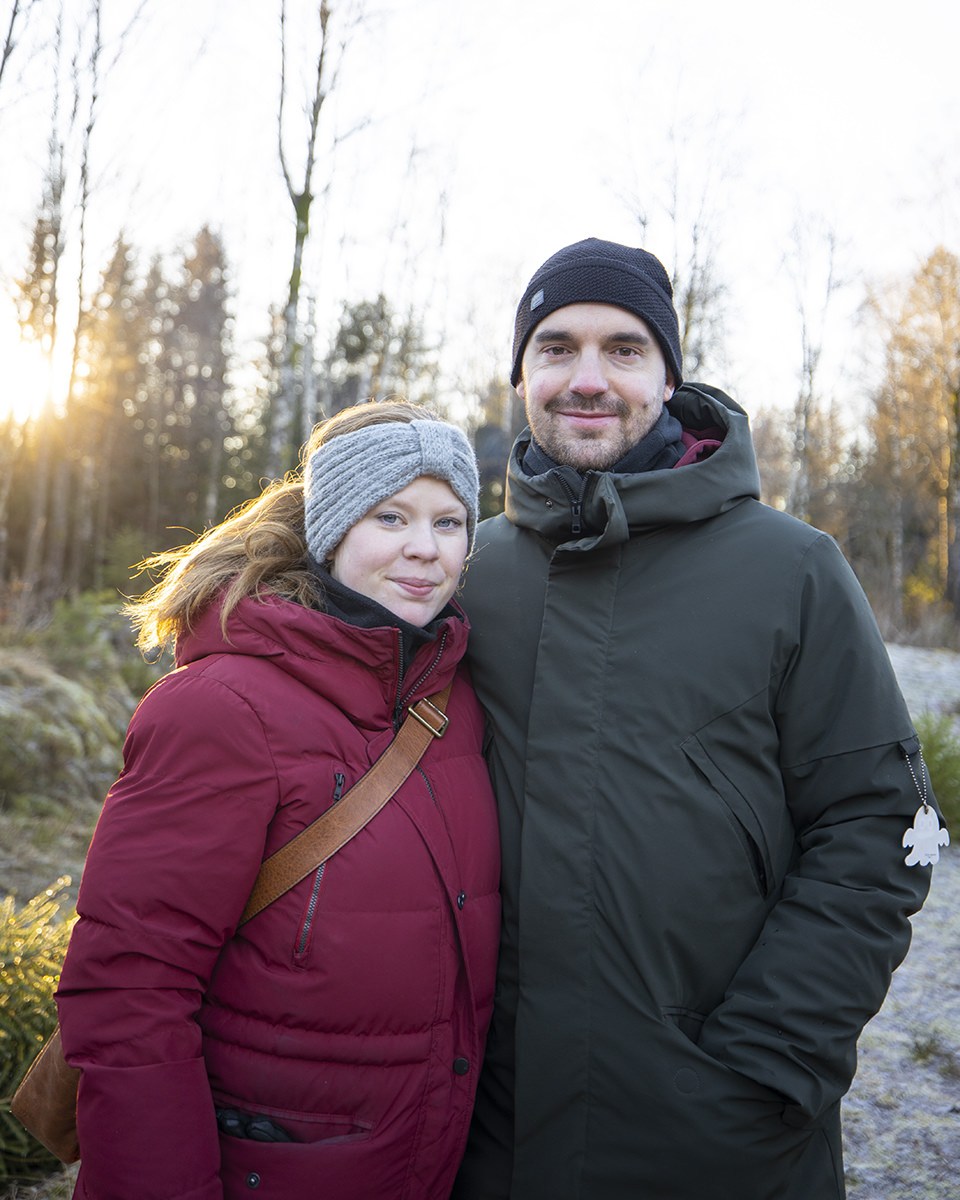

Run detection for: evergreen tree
[[71, 236, 146, 590], [15, 156, 65, 608], [322, 294, 438, 416], [174, 226, 232, 526]]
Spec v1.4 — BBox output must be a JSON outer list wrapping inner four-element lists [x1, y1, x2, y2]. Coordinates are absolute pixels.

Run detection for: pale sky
[[1, 0, 958, 426]]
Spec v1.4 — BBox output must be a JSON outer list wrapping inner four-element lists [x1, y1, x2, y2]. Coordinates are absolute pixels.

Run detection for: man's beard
[[530, 393, 664, 471]]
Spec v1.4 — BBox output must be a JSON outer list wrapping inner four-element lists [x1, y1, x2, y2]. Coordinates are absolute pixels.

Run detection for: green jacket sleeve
[[697, 534, 935, 1124]]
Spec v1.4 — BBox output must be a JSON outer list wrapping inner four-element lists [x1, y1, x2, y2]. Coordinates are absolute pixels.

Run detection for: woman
[[56, 401, 501, 1200]]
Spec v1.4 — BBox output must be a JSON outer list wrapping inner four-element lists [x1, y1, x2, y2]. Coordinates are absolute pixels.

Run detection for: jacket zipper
[[417, 763, 440, 811], [295, 771, 345, 956], [394, 629, 449, 730], [392, 630, 406, 731], [550, 468, 587, 535], [394, 632, 449, 822]]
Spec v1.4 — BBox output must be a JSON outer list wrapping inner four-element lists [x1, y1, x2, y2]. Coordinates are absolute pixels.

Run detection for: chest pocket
[[680, 735, 778, 898], [293, 771, 345, 965]]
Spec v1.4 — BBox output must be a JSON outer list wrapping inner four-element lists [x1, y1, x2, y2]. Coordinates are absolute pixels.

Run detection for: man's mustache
[[544, 395, 629, 417]]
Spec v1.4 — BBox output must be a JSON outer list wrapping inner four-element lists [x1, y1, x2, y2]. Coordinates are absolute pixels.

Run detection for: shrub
[[914, 710, 960, 834], [0, 652, 123, 816], [0, 881, 76, 1183], [0, 1166, 78, 1198], [13, 593, 167, 717]]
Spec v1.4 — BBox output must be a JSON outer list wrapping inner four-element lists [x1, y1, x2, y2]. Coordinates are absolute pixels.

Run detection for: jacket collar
[[308, 558, 457, 677], [503, 384, 761, 550], [176, 589, 469, 725]]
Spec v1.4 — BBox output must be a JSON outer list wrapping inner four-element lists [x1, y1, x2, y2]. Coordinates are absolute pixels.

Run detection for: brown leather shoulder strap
[[239, 684, 452, 926]]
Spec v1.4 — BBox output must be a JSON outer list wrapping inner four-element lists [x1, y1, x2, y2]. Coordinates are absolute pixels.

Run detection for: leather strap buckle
[[409, 697, 449, 738]]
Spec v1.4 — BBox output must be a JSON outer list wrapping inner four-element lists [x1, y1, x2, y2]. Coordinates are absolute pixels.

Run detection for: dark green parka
[[453, 384, 935, 1200]]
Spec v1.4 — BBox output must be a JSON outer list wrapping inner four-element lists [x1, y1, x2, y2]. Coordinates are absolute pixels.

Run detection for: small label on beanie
[[530, 288, 544, 311]]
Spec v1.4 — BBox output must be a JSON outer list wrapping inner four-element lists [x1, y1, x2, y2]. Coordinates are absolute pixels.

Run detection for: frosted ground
[[842, 645, 960, 1199]]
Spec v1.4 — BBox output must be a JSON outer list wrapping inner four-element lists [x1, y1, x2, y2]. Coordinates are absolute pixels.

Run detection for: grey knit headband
[[304, 418, 480, 564]]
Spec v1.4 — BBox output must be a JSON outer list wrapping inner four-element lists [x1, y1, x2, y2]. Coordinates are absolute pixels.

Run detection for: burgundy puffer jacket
[[57, 593, 501, 1200]]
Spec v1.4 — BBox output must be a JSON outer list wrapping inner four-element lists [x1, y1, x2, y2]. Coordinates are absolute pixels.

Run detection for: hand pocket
[[652, 1020, 814, 1199]]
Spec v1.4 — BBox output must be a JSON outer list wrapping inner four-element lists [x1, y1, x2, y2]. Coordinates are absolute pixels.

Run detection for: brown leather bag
[[9, 1026, 82, 1163], [10, 686, 451, 1164]]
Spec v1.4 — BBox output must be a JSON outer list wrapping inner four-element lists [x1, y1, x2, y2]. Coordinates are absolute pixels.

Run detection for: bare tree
[[46, 0, 105, 596], [17, 18, 68, 612], [783, 219, 843, 523], [0, 0, 41, 592], [0, 0, 40, 97], [662, 156, 727, 381], [624, 124, 730, 383], [268, 0, 366, 477], [300, 292, 318, 445], [7, 0, 147, 614], [0, 413, 22, 589], [750, 407, 792, 511]]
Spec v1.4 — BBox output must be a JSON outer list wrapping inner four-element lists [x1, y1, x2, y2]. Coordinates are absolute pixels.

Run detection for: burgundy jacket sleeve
[[57, 669, 280, 1200]]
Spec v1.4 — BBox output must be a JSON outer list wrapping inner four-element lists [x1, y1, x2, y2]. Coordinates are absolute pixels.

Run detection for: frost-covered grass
[[0, 652, 122, 906], [0, 594, 163, 906], [843, 846, 960, 1199], [0, 1166, 78, 1199]]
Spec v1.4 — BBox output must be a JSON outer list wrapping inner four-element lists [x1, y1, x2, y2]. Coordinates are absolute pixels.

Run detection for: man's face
[[518, 303, 675, 471]]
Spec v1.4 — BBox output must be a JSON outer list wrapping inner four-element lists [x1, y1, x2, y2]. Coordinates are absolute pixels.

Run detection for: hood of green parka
[[503, 382, 762, 551]]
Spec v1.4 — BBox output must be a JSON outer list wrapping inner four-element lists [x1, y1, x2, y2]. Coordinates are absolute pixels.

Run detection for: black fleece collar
[[307, 556, 455, 676]]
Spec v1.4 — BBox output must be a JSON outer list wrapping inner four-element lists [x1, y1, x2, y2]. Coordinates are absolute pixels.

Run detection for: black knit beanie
[[510, 238, 683, 388]]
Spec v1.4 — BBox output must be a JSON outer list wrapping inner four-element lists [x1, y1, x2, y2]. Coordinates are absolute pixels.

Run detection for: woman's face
[[330, 476, 469, 626]]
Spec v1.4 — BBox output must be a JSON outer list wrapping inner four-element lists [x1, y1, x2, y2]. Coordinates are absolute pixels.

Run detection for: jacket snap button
[[545, 499, 554, 508], [453, 1057, 470, 1075], [457, 891, 466, 910], [246, 1172, 261, 1189]]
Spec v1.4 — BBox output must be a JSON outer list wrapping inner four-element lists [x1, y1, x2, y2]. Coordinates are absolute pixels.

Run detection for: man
[[453, 238, 943, 1199]]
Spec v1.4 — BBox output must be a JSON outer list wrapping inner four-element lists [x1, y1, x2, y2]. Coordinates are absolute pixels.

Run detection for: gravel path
[[842, 645, 960, 1199]]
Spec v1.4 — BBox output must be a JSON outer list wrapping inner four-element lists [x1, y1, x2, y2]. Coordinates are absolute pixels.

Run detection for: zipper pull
[[332, 772, 345, 802], [550, 466, 587, 536]]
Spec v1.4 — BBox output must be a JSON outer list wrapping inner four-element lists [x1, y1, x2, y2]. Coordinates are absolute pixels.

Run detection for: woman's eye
[[436, 517, 463, 530], [377, 512, 402, 526]]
